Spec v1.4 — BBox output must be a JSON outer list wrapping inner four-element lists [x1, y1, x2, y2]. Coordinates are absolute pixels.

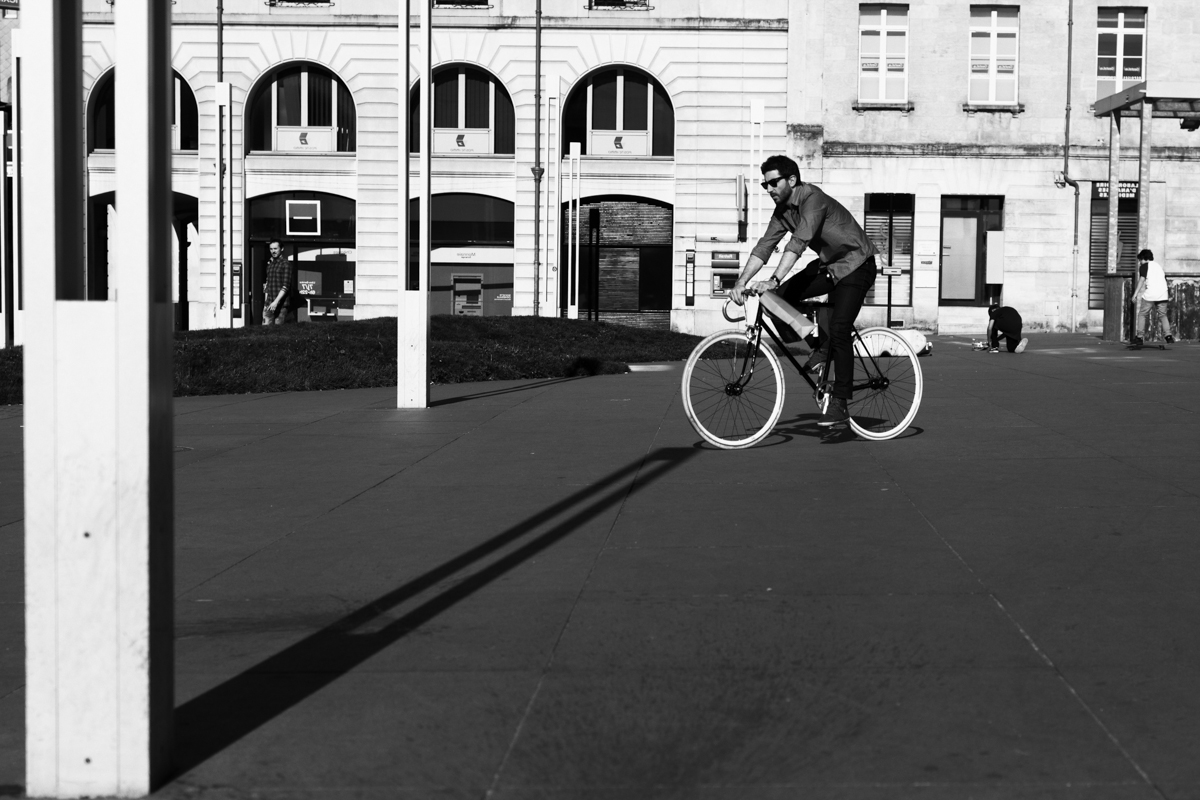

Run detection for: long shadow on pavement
[[171, 446, 698, 780], [430, 376, 583, 407]]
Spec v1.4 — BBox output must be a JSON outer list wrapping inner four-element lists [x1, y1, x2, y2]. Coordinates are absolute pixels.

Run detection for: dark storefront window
[[864, 193, 914, 307]]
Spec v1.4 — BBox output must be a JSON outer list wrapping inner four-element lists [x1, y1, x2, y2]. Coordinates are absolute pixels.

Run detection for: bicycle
[[681, 295, 923, 448]]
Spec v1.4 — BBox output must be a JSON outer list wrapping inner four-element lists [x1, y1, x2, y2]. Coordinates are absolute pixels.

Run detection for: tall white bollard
[[24, 1, 175, 796], [397, 0, 430, 408]]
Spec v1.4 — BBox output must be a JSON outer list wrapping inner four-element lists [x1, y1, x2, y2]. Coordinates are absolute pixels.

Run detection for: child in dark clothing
[[987, 306, 1029, 353]]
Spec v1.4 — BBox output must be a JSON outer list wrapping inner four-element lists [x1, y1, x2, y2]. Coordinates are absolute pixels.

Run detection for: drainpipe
[[1058, 0, 1081, 333], [531, 0, 543, 315], [217, 0, 225, 319]]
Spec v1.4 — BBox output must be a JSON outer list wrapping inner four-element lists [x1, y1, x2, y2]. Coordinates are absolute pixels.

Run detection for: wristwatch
[[767, 275, 781, 288]]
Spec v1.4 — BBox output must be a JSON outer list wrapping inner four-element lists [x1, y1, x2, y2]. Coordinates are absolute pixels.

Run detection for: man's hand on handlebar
[[730, 279, 777, 306]]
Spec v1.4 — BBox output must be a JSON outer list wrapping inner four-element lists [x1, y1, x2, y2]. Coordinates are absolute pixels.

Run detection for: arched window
[[88, 70, 199, 152], [408, 66, 515, 155], [245, 63, 356, 154], [562, 67, 674, 157]]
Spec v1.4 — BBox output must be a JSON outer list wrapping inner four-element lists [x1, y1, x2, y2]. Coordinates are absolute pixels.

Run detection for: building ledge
[[246, 152, 357, 176], [852, 101, 914, 115], [962, 103, 1025, 116]]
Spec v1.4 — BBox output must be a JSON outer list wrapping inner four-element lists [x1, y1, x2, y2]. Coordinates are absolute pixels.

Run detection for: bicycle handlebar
[[722, 299, 747, 323]]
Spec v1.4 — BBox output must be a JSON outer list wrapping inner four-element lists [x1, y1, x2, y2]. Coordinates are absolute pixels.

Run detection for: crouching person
[[987, 305, 1028, 353]]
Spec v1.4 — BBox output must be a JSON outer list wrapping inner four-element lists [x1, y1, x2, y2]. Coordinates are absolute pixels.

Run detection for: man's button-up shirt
[[264, 254, 293, 304], [750, 183, 879, 283]]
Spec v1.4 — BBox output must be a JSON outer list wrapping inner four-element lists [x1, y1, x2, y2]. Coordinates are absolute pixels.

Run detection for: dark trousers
[[989, 324, 1022, 351], [780, 257, 878, 399]]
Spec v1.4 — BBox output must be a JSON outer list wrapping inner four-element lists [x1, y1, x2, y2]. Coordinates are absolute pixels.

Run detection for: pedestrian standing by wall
[[1132, 249, 1174, 346], [987, 305, 1028, 353], [263, 240, 293, 325]]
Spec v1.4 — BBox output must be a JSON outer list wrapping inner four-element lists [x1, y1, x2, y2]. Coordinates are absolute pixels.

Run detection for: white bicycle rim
[[847, 327, 923, 441], [682, 330, 786, 449]]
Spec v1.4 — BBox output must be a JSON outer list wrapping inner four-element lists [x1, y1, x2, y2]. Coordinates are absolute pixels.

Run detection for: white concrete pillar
[[24, 1, 175, 796], [1106, 113, 1121, 274], [398, 0, 430, 408], [1137, 100, 1152, 252]]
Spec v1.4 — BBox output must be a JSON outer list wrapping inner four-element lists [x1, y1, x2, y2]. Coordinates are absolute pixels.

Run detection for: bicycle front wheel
[[682, 330, 785, 449], [848, 327, 923, 441]]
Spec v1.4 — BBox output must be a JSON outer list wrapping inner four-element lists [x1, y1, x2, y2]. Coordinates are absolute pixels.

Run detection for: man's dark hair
[[760, 154, 801, 183], [268, 239, 282, 249], [1137, 248, 1153, 261]]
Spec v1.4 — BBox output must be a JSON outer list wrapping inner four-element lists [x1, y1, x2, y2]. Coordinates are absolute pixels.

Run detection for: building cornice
[[83, 13, 787, 31], [822, 142, 1200, 161]]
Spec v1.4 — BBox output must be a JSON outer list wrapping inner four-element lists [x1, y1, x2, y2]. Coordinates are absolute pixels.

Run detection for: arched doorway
[[245, 191, 356, 323], [86, 192, 199, 329], [560, 196, 673, 328], [86, 69, 200, 326]]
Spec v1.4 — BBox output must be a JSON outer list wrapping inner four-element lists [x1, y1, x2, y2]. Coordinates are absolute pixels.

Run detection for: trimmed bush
[[0, 315, 707, 404]]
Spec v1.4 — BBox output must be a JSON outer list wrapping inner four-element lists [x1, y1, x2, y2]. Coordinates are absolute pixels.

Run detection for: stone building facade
[[1, 0, 1198, 344]]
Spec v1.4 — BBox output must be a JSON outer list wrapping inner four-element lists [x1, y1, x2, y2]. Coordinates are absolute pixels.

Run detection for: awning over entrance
[[1092, 80, 1200, 339], [1093, 80, 1200, 126]]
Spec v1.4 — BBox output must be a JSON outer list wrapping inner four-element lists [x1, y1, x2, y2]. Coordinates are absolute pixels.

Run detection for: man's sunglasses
[[760, 176, 788, 191]]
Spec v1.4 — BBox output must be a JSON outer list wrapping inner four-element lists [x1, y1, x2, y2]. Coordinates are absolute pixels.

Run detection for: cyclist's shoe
[[803, 348, 828, 374], [1132, 336, 1144, 347], [988, 347, 999, 353], [818, 397, 849, 427], [1014, 338, 1028, 354], [1166, 335, 1175, 344]]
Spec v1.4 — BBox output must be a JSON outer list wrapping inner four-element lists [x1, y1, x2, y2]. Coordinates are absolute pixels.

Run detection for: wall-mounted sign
[[286, 200, 321, 236], [275, 126, 335, 152], [431, 246, 515, 265], [434, 129, 491, 154], [589, 131, 648, 157], [231, 261, 242, 312]]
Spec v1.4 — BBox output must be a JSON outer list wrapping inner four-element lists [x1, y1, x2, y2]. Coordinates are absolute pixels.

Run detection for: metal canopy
[[1094, 80, 1200, 125]]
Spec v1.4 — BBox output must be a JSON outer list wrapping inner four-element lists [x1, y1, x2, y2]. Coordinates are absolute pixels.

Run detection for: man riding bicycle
[[730, 155, 879, 427]]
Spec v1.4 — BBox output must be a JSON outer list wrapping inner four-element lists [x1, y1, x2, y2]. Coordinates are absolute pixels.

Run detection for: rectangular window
[[464, 71, 490, 128], [623, 73, 648, 130], [276, 70, 301, 127], [1097, 8, 1146, 99], [1088, 182, 1139, 309], [859, 5, 908, 103], [307, 72, 333, 127], [434, 72, 458, 128], [592, 73, 618, 130], [864, 194, 914, 308], [969, 7, 1019, 104]]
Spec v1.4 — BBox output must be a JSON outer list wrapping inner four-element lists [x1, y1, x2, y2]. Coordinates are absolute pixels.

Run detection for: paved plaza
[[1, 333, 1199, 799]]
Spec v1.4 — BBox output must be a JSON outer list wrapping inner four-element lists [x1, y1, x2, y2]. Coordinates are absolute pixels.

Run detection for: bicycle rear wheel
[[847, 327, 923, 440], [682, 330, 785, 449]]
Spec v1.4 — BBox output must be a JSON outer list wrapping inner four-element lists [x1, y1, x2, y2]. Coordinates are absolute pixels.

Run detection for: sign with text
[[589, 131, 648, 157], [434, 129, 491, 154], [275, 126, 335, 152]]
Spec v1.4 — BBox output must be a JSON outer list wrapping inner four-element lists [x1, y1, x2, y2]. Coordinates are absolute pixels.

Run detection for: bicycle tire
[[682, 330, 786, 449], [847, 327, 923, 440]]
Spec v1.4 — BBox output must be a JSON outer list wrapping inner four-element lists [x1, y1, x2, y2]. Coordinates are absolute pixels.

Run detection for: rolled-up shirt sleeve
[[786, 202, 824, 257], [749, 213, 791, 264]]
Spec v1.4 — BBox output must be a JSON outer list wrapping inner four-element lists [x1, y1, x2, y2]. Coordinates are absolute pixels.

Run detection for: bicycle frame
[[728, 299, 891, 397]]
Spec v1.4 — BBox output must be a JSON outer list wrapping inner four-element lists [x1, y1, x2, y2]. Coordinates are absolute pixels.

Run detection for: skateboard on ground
[[1127, 342, 1168, 350]]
